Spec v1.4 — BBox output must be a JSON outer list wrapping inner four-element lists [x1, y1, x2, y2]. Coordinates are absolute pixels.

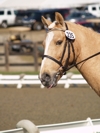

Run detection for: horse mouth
[[47, 79, 57, 89], [43, 77, 57, 89], [39, 73, 59, 89]]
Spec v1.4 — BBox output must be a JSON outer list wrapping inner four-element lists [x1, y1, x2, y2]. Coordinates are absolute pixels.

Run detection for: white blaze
[[44, 32, 54, 55], [40, 32, 54, 78]]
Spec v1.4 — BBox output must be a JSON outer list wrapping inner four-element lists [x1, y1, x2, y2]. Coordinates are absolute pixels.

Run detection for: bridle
[[42, 22, 100, 76]]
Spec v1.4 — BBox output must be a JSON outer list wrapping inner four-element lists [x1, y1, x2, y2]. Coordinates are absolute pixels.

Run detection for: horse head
[[39, 12, 77, 88]]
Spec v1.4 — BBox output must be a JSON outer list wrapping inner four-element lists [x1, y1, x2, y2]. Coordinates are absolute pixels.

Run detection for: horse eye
[[56, 40, 63, 45]]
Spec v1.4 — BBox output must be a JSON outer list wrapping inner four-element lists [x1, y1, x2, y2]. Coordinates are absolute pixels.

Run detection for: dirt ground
[[0, 85, 100, 131]]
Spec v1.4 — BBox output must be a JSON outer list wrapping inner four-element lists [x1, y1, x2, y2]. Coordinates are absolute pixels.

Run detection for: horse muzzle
[[39, 72, 58, 88]]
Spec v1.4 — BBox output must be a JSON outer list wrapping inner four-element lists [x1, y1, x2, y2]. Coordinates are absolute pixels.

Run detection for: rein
[[42, 23, 100, 75], [66, 51, 100, 71]]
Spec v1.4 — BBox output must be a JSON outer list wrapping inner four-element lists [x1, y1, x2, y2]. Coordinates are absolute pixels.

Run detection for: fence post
[[33, 42, 38, 71], [5, 41, 9, 71]]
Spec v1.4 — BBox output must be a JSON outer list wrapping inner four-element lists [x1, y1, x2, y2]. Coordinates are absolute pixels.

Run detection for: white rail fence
[[0, 73, 88, 89], [0, 118, 100, 133]]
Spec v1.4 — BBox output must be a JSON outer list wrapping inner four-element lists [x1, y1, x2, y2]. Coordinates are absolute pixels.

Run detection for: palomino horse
[[39, 12, 100, 96]]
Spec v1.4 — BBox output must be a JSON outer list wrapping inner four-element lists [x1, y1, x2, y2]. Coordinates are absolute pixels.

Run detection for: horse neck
[[68, 22, 100, 96]]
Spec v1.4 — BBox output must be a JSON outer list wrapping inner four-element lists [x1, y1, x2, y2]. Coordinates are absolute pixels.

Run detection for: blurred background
[[0, 0, 100, 74]]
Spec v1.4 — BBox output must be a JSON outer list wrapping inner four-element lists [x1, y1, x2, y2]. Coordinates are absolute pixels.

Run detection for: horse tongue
[[48, 84, 53, 89]]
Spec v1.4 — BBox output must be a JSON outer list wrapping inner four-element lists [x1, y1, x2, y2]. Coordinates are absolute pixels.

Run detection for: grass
[[0, 71, 39, 75]]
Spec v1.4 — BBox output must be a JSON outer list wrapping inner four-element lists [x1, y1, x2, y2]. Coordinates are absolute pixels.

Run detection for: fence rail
[[0, 73, 88, 89], [0, 118, 100, 133], [0, 41, 43, 71]]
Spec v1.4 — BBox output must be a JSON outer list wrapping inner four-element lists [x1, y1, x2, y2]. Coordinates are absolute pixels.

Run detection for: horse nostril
[[41, 73, 51, 86], [42, 73, 51, 82]]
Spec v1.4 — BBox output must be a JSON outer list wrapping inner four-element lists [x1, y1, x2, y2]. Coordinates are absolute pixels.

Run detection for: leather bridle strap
[[62, 39, 71, 71], [43, 55, 63, 66], [66, 51, 100, 71], [43, 39, 70, 70]]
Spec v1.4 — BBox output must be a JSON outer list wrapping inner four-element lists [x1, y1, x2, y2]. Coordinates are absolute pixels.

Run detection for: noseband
[[42, 23, 100, 75]]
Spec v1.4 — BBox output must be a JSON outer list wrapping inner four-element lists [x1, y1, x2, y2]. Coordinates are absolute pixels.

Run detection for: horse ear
[[41, 16, 52, 27], [55, 12, 65, 28]]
